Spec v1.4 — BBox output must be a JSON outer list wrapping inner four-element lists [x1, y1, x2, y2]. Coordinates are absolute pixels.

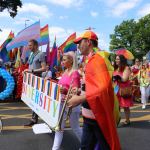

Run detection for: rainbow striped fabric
[[0, 31, 14, 62], [40, 24, 49, 45], [58, 32, 77, 53]]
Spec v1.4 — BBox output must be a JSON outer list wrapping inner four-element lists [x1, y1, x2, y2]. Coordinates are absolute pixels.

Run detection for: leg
[[52, 131, 64, 150], [140, 86, 146, 105], [124, 107, 130, 123], [93, 122, 110, 150], [52, 110, 66, 150], [81, 121, 97, 150], [31, 111, 38, 123], [70, 111, 82, 142], [145, 86, 150, 104], [24, 111, 38, 126]]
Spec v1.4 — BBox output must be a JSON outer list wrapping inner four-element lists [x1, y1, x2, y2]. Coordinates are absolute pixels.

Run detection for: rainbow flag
[[58, 32, 77, 53], [0, 31, 14, 51], [0, 31, 14, 62], [40, 24, 49, 45], [50, 37, 58, 73]]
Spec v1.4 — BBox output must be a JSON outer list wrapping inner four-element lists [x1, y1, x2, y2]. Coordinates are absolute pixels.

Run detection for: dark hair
[[90, 39, 98, 47], [114, 55, 127, 72], [29, 39, 38, 47]]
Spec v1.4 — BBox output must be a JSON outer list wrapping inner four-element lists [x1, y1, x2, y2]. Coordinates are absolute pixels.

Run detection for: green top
[[138, 69, 149, 86]]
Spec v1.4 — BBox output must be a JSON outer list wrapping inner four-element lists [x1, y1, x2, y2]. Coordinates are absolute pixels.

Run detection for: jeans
[[81, 120, 110, 150], [140, 86, 150, 105]]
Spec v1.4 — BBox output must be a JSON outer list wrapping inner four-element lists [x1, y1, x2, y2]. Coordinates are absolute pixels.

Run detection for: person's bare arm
[[67, 94, 86, 108], [33, 62, 46, 73], [122, 66, 131, 82]]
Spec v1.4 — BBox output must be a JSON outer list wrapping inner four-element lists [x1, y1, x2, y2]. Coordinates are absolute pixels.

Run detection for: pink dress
[[113, 70, 133, 108]]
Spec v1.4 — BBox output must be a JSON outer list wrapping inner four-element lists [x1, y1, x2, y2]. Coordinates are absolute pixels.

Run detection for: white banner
[[21, 73, 61, 128]]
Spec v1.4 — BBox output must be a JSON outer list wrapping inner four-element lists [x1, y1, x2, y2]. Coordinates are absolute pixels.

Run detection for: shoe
[[24, 121, 36, 127], [118, 121, 130, 127], [142, 105, 146, 109]]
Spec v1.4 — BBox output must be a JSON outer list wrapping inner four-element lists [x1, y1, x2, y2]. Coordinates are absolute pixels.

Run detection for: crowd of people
[[0, 30, 150, 150]]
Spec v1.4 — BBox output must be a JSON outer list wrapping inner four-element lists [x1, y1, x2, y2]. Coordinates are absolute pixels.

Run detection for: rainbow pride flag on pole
[[58, 32, 77, 53], [40, 24, 49, 45], [0, 31, 14, 51], [0, 31, 14, 62]]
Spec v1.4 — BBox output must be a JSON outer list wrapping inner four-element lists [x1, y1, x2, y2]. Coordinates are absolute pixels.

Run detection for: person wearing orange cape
[[67, 30, 121, 150]]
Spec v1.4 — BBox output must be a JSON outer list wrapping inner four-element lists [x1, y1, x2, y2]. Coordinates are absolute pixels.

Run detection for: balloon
[[0, 68, 15, 100]]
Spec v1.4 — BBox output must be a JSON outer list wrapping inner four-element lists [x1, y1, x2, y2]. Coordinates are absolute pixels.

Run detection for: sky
[[0, 0, 150, 51]]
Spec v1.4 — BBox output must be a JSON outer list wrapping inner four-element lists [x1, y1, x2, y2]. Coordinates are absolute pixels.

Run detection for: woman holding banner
[[52, 51, 82, 150]]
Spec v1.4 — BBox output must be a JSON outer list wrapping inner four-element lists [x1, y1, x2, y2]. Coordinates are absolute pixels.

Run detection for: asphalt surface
[[0, 101, 150, 150]]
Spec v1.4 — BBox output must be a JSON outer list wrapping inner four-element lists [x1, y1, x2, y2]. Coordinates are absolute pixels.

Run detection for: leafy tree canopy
[[0, 0, 22, 18], [110, 14, 150, 59]]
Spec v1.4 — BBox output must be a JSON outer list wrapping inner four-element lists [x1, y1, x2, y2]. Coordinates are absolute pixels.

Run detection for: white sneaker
[[142, 104, 146, 109]]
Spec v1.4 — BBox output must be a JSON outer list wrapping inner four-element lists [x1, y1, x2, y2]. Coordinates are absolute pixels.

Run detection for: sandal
[[118, 121, 130, 127]]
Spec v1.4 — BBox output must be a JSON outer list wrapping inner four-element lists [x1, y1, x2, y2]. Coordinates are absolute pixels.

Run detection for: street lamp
[[25, 19, 30, 28]]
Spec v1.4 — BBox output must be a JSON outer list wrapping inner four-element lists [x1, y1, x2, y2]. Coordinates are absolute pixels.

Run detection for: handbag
[[119, 82, 133, 99]]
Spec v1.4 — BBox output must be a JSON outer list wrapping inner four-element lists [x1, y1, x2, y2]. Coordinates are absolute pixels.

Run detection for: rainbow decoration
[[0, 31, 14, 62], [40, 24, 49, 45], [58, 32, 77, 53], [115, 48, 134, 60]]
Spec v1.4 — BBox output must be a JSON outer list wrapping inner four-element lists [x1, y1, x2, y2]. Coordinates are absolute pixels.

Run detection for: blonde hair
[[63, 51, 78, 70]]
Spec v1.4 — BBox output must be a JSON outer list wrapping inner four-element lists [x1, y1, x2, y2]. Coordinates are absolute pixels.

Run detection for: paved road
[[0, 102, 150, 150]]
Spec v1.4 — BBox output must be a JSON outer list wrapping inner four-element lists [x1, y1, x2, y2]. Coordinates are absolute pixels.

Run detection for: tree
[[0, 0, 22, 18], [109, 14, 150, 59], [134, 14, 150, 57], [109, 19, 137, 52]]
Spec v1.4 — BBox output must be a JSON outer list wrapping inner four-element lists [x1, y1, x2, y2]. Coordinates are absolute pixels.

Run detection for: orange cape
[[85, 53, 121, 150]]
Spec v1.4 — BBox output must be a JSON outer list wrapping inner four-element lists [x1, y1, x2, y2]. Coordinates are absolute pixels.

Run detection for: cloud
[[59, 15, 68, 20], [18, 3, 53, 18], [48, 26, 109, 50], [14, 17, 34, 26], [0, 10, 10, 18], [111, 0, 141, 17], [137, 3, 150, 17], [90, 11, 99, 17], [99, 0, 141, 17], [49, 26, 75, 45], [45, 0, 84, 8], [99, 0, 120, 7], [0, 28, 12, 45]]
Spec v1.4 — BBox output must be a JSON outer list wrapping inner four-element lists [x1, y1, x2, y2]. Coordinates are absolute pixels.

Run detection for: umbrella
[[115, 49, 134, 60]]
